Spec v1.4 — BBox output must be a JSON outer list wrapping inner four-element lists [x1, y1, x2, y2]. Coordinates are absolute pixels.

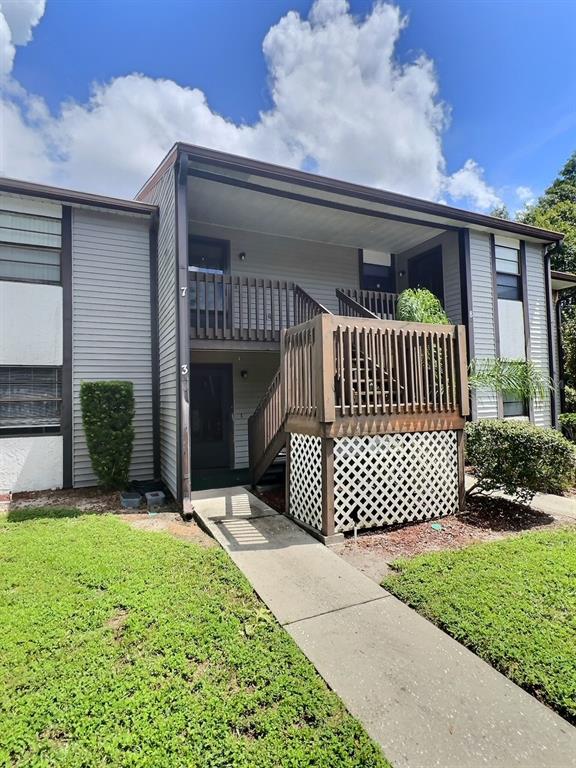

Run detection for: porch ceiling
[[187, 174, 445, 254]]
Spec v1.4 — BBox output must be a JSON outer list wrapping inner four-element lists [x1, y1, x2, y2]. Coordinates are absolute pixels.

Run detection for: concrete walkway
[[192, 487, 576, 768]]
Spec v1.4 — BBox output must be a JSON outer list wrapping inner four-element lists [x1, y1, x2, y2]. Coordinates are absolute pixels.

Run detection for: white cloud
[[0, 0, 501, 211], [0, 0, 44, 75], [442, 159, 502, 211], [515, 185, 534, 203]]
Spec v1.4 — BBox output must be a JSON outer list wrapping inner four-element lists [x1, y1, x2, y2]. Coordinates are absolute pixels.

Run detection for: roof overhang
[[0, 176, 157, 217], [139, 142, 564, 245], [551, 270, 576, 292]]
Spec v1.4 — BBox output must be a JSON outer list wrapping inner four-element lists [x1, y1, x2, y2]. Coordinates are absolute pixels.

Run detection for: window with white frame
[[0, 367, 62, 435], [0, 209, 62, 284]]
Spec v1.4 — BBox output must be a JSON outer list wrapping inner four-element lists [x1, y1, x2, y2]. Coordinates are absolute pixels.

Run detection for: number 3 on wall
[[181, 364, 188, 376]]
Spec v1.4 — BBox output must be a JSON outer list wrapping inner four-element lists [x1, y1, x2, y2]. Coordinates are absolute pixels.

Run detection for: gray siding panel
[[142, 168, 178, 498], [469, 230, 498, 420], [188, 221, 358, 312], [525, 242, 551, 427], [72, 210, 153, 487]]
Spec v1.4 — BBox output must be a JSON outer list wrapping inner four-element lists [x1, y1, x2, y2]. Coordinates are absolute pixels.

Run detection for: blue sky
[[3, 0, 576, 209]]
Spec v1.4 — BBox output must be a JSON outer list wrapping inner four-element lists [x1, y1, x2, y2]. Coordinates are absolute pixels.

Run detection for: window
[[495, 244, 521, 301], [0, 209, 61, 284], [503, 393, 528, 418], [0, 367, 62, 435]]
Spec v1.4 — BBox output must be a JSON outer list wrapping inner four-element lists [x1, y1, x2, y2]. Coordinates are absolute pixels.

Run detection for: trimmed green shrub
[[466, 419, 576, 504], [396, 288, 449, 324], [560, 412, 576, 442], [80, 381, 135, 489]]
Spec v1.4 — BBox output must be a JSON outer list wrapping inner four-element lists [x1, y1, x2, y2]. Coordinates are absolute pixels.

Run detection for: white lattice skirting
[[333, 431, 459, 533], [289, 433, 323, 531]]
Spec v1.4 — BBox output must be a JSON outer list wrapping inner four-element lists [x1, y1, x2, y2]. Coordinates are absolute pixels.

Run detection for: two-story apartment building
[[0, 144, 569, 515]]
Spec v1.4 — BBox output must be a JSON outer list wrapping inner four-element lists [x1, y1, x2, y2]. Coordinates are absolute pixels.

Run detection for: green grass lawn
[[383, 528, 576, 723], [0, 508, 388, 767]]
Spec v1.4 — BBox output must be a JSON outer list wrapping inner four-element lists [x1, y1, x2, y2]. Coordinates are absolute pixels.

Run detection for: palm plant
[[468, 357, 551, 400]]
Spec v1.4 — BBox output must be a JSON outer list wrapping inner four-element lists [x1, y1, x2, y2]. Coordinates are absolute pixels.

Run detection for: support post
[[285, 434, 291, 518], [456, 325, 469, 417], [321, 436, 335, 537], [316, 313, 335, 423]]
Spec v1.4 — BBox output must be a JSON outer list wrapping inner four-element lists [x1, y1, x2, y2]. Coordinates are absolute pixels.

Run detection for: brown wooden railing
[[249, 313, 468, 485], [248, 369, 283, 478], [294, 285, 331, 325], [189, 272, 295, 342], [282, 322, 318, 419], [336, 288, 378, 319], [339, 288, 397, 319], [332, 319, 468, 418]]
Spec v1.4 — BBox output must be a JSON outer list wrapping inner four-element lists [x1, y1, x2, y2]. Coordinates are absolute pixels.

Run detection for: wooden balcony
[[188, 272, 329, 348]]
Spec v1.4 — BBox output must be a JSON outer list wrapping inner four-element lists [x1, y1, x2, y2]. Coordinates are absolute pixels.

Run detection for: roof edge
[[173, 142, 563, 243], [0, 176, 157, 216]]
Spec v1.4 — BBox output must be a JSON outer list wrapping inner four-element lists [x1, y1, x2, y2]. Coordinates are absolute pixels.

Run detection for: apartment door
[[408, 246, 444, 303], [190, 364, 233, 469]]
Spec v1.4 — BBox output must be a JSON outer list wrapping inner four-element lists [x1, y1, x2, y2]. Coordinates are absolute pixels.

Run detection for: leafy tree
[[519, 151, 576, 273], [489, 204, 511, 220]]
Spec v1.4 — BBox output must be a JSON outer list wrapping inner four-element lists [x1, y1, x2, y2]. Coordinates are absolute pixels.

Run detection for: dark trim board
[[176, 154, 191, 506], [61, 206, 73, 488], [149, 210, 161, 479], [544, 247, 558, 427], [0, 177, 156, 216], [519, 241, 534, 422]]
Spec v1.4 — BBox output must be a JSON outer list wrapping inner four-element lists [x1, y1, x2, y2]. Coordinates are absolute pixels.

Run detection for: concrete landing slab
[[288, 596, 576, 768], [191, 486, 277, 521], [193, 490, 385, 626]]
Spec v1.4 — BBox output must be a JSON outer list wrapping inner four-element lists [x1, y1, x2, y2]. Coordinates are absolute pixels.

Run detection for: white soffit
[[187, 175, 443, 253]]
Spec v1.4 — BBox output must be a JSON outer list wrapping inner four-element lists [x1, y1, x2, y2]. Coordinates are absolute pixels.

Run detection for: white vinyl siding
[[525, 242, 551, 427], [71, 209, 153, 487], [190, 349, 279, 469], [188, 220, 358, 313], [140, 167, 178, 498], [468, 230, 498, 420]]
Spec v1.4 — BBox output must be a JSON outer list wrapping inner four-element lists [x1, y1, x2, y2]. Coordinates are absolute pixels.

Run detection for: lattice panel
[[333, 431, 459, 533], [289, 433, 323, 531]]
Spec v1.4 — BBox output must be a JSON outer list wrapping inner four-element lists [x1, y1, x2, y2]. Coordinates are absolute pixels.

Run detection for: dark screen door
[[408, 246, 444, 302], [190, 364, 233, 469]]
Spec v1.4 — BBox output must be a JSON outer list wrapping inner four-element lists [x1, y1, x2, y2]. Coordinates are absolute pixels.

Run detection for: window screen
[[0, 209, 61, 284], [503, 393, 528, 418], [0, 367, 62, 434], [495, 244, 521, 301]]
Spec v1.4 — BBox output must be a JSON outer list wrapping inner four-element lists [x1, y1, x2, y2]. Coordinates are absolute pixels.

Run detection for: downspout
[[544, 244, 558, 427]]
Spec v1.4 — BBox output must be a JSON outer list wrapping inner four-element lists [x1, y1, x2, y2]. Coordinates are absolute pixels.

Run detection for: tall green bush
[[395, 288, 449, 324], [466, 419, 575, 504], [80, 381, 135, 489]]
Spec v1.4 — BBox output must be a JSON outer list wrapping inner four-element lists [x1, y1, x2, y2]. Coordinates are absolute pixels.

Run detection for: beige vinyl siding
[[188, 220, 358, 312], [140, 167, 179, 498], [190, 350, 279, 469], [71, 209, 153, 487], [525, 242, 551, 427], [469, 229, 498, 420]]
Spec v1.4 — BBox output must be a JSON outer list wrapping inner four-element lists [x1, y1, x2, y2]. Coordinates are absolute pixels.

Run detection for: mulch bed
[[256, 485, 566, 560]]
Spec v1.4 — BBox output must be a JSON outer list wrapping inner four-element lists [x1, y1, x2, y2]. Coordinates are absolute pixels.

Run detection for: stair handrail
[[294, 285, 332, 324], [338, 287, 397, 319], [336, 288, 379, 319]]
